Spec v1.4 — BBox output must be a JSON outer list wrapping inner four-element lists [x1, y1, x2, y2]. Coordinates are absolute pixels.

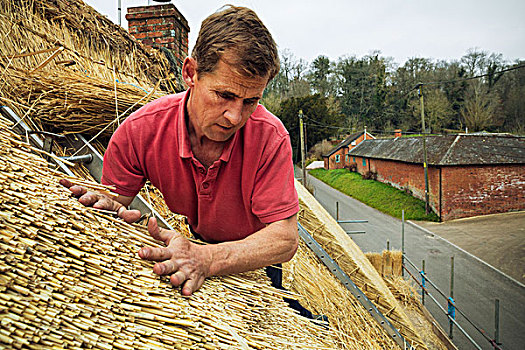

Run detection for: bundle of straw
[[366, 250, 404, 278], [1, 67, 165, 136], [0, 115, 336, 349], [0, 0, 180, 91], [366, 254, 452, 350]]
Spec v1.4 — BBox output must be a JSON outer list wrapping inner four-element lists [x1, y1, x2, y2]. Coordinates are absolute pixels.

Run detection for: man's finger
[[169, 271, 187, 287], [67, 184, 90, 197], [78, 192, 101, 206], [138, 246, 172, 262], [147, 217, 176, 243], [94, 197, 118, 211], [59, 178, 73, 188], [152, 260, 178, 275], [181, 276, 205, 296], [116, 207, 142, 223]]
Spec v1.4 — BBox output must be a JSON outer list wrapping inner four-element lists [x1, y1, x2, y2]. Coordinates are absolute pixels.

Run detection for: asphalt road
[[302, 174, 525, 350]]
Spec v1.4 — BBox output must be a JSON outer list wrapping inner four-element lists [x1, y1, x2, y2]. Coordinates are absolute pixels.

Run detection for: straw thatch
[[366, 251, 454, 350], [1, 67, 165, 136], [366, 250, 404, 278], [0, 0, 179, 89], [295, 183, 428, 349], [0, 115, 337, 349], [0, 0, 178, 137]]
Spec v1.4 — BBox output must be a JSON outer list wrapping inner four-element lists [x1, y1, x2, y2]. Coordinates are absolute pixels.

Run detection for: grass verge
[[309, 168, 440, 222]]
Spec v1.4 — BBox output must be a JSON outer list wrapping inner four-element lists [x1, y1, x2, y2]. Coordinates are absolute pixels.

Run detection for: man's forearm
[[138, 214, 299, 296], [205, 214, 299, 277]]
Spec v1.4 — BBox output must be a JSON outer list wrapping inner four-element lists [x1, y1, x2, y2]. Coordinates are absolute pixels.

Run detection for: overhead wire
[[299, 63, 525, 136], [412, 63, 525, 90]]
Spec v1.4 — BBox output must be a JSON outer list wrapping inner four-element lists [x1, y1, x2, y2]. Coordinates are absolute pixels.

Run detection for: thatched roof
[[0, 0, 182, 137], [1, 0, 181, 89], [0, 116, 336, 349]]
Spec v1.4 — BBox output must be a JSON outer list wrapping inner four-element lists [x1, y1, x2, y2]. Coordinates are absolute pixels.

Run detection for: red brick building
[[126, 4, 189, 69], [323, 131, 375, 169], [348, 134, 525, 221]]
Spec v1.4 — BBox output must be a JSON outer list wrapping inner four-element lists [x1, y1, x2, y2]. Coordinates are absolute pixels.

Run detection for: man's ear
[[182, 57, 197, 88]]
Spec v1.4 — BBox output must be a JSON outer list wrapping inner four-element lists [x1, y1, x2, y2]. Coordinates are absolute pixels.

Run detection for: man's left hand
[[138, 218, 212, 296]]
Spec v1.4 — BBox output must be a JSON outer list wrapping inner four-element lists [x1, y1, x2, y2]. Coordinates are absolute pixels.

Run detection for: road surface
[[303, 174, 525, 350]]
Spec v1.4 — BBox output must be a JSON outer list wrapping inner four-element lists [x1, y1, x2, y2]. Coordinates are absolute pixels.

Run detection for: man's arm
[[59, 179, 141, 223], [139, 214, 299, 296]]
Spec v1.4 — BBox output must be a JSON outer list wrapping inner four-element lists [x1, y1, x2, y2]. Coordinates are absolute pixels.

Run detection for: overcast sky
[[84, 0, 525, 66]]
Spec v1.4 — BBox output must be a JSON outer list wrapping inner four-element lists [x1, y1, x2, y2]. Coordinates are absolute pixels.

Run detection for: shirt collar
[[178, 89, 240, 163], [177, 90, 193, 158]]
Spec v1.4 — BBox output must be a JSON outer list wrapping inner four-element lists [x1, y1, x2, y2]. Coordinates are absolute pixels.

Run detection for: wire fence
[[399, 210, 503, 350]]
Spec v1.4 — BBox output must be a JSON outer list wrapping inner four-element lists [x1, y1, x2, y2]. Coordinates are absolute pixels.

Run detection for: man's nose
[[224, 100, 244, 126]]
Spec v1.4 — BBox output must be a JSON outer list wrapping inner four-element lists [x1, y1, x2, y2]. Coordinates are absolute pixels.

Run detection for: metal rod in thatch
[[297, 222, 409, 349]]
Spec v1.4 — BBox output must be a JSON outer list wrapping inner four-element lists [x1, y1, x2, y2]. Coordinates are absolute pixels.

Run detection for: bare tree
[[461, 81, 500, 131]]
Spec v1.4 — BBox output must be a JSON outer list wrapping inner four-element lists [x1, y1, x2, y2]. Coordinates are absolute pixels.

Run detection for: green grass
[[309, 168, 440, 222]]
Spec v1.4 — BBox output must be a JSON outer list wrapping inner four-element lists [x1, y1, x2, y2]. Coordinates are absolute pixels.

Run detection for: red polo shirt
[[101, 91, 299, 242]]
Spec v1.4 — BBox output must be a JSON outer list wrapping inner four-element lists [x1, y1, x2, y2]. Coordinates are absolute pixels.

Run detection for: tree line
[[261, 48, 524, 158]]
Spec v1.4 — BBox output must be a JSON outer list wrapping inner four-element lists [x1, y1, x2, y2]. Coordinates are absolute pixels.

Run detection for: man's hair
[[192, 5, 280, 81]]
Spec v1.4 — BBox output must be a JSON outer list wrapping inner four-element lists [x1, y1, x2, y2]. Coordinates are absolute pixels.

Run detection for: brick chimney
[[126, 4, 190, 69], [394, 129, 402, 138]]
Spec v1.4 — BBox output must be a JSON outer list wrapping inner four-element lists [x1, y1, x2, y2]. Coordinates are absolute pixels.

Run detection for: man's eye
[[244, 99, 258, 106], [216, 92, 232, 100]]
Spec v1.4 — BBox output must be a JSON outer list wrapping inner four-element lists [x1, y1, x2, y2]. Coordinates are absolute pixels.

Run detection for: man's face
[[184, 56, 268, 142]]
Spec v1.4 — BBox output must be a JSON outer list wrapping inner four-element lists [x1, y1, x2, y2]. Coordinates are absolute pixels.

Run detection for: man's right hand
[[59, 179, 141, 223]]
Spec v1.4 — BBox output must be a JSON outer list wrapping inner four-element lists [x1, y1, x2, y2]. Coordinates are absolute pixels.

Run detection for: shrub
[[345, 162, 357, 172], [362, 170, 377, 180]]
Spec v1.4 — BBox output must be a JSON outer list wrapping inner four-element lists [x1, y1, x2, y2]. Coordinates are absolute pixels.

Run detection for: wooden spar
[[30, 46, 65, 73]]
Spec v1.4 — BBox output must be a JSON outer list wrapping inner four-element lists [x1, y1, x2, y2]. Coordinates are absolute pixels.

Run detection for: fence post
[[448, 256, 456, 339], [401, 210, 405, 277], [495, 299, 500, 346], [421, 260, 426, 305], [387, 240, 390, 251], [336, 201, 339, 222]]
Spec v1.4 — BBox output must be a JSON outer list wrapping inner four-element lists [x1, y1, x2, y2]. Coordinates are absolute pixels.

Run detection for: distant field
[[309, 168, 440, 222]]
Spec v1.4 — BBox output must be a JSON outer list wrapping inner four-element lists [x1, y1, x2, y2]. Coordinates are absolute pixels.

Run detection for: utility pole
[[118, 0, 122, 25], [417, 83, 430, 214], [299, 110, 307, 186]]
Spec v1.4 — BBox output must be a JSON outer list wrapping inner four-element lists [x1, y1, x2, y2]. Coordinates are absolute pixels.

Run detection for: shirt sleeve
[[251, 134, 299, 224], [101, 120, 146, 197]]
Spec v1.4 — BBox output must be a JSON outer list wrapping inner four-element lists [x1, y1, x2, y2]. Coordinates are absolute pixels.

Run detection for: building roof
[[323, 131, 374, 157], [348, 134, 525, 166], [306, 160, 325, 170]]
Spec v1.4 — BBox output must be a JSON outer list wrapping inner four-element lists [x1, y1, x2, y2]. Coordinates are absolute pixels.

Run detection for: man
[[62, 6, 300, 300]]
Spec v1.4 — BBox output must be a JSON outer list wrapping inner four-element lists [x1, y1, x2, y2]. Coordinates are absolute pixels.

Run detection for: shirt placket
[[197, 161, 220, 198]]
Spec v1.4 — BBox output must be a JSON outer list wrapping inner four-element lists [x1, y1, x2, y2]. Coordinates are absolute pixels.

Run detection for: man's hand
[[139, 218, 212, 296], [59, 179, 141, 223]]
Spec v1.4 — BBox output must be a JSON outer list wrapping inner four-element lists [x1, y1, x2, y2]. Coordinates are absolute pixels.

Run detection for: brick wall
[[327, 148, 346, 169], [126, 5, 189, 68], [350, 157, 524, 221], [441, 164, 525, 220], [326, 132, 373, 170], [367, 159, 441, 214]]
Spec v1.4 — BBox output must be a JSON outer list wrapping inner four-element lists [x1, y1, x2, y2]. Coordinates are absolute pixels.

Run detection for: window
[[362, 158, 367, 166], [335, 155, 341, 163], [345, 155, 349, 162], [353, 157, 356, 162]]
